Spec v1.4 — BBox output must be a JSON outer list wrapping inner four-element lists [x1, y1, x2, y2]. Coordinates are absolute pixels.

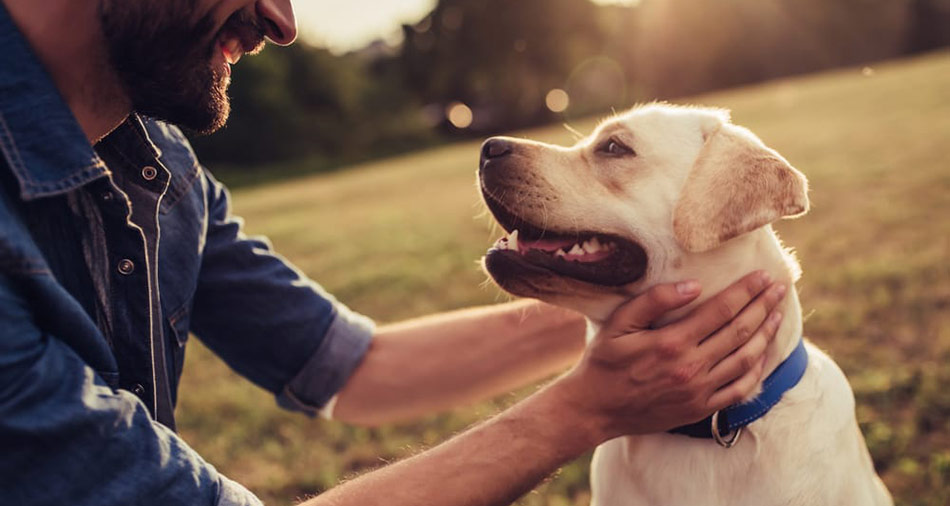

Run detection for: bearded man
[[0, 1, 786, 505]]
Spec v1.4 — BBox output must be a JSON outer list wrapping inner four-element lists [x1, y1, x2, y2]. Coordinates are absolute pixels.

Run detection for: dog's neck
[[589, 226, 803, 391]]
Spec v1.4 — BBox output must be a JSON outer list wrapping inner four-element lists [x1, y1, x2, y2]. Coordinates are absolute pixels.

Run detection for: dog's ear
[[673, 121, 809, 253]]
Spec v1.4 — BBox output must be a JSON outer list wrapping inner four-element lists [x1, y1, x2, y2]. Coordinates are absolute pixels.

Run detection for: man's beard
[[98, 0, 263, 135]]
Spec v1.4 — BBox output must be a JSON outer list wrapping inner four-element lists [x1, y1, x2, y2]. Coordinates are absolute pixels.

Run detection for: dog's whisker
[[563, 123, 585, 142]]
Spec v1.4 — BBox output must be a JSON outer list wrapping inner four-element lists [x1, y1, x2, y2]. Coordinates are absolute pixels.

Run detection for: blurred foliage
[[190, 43, 436, 167], [189, 0, 950, 181], [400, 0, 606, 128], [177, 51, 950, 505]]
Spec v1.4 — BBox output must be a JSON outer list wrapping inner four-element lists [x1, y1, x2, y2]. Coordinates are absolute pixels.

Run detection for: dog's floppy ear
[[672, 120, 809, 253]]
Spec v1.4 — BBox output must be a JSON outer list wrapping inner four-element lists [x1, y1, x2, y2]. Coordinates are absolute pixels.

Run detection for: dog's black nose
[[481, 138, 513, 161]]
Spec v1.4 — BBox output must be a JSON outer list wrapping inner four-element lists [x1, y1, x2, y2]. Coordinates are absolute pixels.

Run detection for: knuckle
[[733, 322, 753, 343], [628, 365, 650, 383], [746, 333, 768, 357], [669, 361, 701, 386], [714, 299, 738, 321], [739, 351, 758, 372], [745, 278, 761, 298], [656, 338, 684, 360], [648, 291, 668, 311]]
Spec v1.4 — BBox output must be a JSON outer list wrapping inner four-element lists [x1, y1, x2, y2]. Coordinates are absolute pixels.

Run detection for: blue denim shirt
[[0, 5, 373, 505]]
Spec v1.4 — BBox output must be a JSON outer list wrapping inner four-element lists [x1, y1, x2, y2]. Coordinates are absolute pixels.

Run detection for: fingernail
[[677, 280, 701, 296], [759, 270, 772, 286], [773, 284, 787, 299]]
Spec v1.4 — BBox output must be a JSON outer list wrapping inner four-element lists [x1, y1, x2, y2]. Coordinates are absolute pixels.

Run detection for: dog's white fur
[[479, 104, 891, 505]]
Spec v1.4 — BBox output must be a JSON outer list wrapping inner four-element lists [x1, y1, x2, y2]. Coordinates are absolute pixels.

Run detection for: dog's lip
[[482, 190, 576, 241], [481, 190, 526, 234]]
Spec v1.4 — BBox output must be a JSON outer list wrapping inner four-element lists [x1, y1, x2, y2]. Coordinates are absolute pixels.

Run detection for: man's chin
[[135, 81, 231, 136], [138, 101, 229, 136], [183, 103, 230, 136]]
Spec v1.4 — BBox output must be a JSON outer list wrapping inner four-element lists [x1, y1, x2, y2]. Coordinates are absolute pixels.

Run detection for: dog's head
[[478, 104, 809, 320]]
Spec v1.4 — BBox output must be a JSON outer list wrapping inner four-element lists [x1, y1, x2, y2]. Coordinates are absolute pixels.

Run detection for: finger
[[601, 280, 702, 339], [698, 282, 787, 362], [670, 270, 772, 344], [705, 310, 781, 388], [706, 354, 767, 412]]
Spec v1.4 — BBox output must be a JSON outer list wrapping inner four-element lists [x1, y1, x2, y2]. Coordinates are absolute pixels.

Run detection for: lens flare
[[446, 102, 473, 128], [545, 89, 570, 113]]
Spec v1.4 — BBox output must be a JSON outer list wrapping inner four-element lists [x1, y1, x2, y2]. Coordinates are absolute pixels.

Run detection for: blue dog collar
[[668, 338, 809, 446]]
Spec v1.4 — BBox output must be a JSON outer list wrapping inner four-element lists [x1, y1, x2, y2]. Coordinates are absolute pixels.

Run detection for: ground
[[177, 50, 950, 505]]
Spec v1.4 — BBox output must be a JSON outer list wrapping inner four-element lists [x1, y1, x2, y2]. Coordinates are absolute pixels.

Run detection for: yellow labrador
[[478, 104, 891, 506]]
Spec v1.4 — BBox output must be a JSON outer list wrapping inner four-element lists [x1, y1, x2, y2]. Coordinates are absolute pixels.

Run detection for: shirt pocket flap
[[168, 302, 192, 348]]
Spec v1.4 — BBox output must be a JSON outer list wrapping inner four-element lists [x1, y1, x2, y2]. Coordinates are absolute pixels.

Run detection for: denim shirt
[[0, 5, 373, 505]]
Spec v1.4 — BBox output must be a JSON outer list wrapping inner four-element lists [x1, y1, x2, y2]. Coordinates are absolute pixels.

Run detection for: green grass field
[[177, 51, 950, 505]]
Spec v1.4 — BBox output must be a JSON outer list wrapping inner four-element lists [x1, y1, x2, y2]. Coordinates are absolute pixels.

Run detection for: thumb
[[602, 280, 702, 338]]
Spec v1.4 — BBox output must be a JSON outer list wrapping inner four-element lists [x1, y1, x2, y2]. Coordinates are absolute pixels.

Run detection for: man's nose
[[257, 0, 297, 46]]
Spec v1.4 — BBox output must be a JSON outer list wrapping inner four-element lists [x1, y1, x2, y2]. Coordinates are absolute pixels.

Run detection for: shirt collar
[[0, 2, 109, 201]]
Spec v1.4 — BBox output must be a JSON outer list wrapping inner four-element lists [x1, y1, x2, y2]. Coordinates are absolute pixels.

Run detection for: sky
[[295, 0, 639, 53]]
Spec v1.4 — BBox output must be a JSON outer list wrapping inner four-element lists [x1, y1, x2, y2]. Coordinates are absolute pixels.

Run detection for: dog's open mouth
[[483, 194, 647, 286]]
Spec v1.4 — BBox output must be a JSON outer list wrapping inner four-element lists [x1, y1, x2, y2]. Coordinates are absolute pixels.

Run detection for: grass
[[176, 50, 950, 505]]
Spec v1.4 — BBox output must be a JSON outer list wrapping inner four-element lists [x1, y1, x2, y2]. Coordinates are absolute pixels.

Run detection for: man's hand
[[553, 270, 787, 441], [305, 271, 787, 506]]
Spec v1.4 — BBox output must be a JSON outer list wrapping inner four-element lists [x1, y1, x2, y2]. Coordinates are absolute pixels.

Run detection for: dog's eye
[[597, 137, 635, 157]]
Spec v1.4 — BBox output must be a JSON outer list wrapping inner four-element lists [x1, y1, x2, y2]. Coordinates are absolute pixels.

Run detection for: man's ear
[[672, 122, 809, 253]]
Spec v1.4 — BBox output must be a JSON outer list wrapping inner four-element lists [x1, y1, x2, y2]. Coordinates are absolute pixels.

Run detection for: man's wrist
[[530, 375, 613, 451]]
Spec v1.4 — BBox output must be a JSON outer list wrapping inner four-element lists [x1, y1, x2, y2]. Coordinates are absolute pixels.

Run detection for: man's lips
[[211, 10, 266, 76]]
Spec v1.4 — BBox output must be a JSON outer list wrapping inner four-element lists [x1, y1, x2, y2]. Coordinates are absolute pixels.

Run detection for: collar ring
[[711, 410, 742, 448]]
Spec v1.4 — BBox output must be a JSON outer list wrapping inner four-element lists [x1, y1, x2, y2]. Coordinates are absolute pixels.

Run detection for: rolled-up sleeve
[[0, 274, 263, 506], [190, 172, 374, 416]]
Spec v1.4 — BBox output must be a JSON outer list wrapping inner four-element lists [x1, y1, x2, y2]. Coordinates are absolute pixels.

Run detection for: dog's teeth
[[555, 249, 566, 258], [509, 230, 519, 251], [569, 244, 584, 255], [583, 240, 600, 254]]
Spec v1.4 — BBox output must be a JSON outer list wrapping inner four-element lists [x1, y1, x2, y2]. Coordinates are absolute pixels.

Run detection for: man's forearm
[[333, 300, 587, 425], [305, 382, 600, 506]]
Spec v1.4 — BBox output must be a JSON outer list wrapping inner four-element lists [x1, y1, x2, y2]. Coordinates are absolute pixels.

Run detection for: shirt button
[[117, 259, 135, 275], [142, 165, 158, 181], [101, 191, 113, 202], [131, 384, 146, 397]]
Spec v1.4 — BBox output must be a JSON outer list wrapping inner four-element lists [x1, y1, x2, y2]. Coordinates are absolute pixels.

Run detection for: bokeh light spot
[[446, 102, 473, 128], [545, 89, 570, 113]]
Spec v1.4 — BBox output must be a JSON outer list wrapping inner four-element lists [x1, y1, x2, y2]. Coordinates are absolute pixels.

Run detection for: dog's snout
[[481, 138, 513, 161]]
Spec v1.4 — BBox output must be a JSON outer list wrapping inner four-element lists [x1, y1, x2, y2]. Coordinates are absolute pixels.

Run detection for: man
[[0, 1, 787, 505]]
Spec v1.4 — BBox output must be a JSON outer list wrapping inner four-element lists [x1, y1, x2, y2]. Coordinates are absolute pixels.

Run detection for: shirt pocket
[[167, 301, 192, 397]]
